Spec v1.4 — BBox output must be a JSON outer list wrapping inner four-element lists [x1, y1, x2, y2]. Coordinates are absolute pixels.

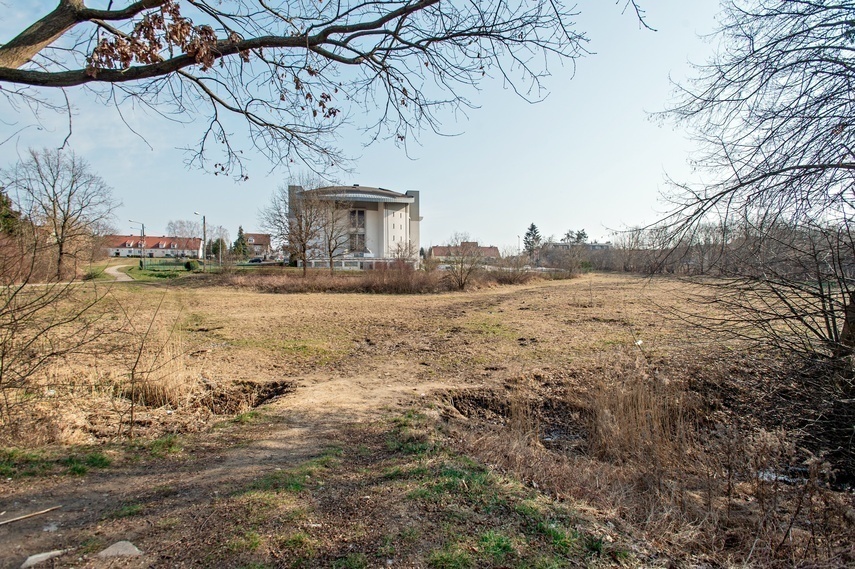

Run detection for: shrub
[[184, 260, 200, 272]]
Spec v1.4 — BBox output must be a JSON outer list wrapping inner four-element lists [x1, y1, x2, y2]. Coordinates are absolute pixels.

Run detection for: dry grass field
[[1, 273, 852, 568]]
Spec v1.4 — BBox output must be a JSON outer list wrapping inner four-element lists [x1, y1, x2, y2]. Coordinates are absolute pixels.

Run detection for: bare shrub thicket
[[216, 264, 546, 294], [0, 274, 247, 445], [454, 349, 852, 566], [492, 247, 535, 285], [218, 268, 446, 294], [0, 218, 114, 440], [442, 233, 485, 290]]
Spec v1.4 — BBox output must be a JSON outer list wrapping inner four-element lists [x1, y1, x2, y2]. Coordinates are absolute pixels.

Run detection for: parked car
[[249, 257, 263, 263]]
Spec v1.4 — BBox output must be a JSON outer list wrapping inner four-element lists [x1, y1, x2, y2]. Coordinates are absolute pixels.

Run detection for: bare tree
[[664, 1, 855, 370], [496, 246, 530, 284], [207, 224, 229, 263], [317, 198, 352, 275], [0, 1, 649, 175], [259, 181, 325, 276], [391, 240, 419, 266], [443, 233, 483, 290], [165, 219, 202, 238], [2, 148, 118, 281]]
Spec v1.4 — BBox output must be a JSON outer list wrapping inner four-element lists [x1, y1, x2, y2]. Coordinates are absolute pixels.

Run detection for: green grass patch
[[428, 545, 473, 569], [62, 452, 111, 476], [149, 434, 181, 457], [2, 449, 112, 478], [78, 537, 106, 554], [478, 530, 516, 562], [239, 446, 342, 497], [0, 448, 51, 477], [408, 459, 493, 502], [228, 530, 263, 552], [110, 502, 144, 518], [247, 469, 306, 493], [332, 553, 368, 569], [278, 531, 316, 555], [233, 410, 261, 424], [126, 266, 187, 281], [464, 318, 516, 339], [537, 521, 578, 554]]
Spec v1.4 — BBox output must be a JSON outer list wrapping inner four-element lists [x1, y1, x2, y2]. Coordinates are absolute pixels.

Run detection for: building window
[[349, 233, 366, 253], [350, 209, 365, 230]]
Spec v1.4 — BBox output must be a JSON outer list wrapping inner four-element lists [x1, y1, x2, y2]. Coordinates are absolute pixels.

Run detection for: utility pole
[[130, 220, 145, 268], [194, 212, 206, 272]]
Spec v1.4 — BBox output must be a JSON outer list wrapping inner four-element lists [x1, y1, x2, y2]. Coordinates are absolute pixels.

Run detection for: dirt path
[[104, 264, 133, 282], [1, 366, 464, 567]]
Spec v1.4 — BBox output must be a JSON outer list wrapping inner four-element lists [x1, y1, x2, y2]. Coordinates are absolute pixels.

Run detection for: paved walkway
[[104, 265, 134, 282]]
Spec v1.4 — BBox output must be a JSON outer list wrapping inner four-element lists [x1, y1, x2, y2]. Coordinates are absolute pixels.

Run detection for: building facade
[[244, 233, 273, 257], [103, 235, 203, 259], [289, 184, 421, 269]]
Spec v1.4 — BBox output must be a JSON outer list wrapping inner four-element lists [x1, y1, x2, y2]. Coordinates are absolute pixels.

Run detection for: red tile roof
[[103, 235, 202, 250]]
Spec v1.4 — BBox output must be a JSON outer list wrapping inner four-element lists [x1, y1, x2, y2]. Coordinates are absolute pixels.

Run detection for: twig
[[0, 505, 62, 526]]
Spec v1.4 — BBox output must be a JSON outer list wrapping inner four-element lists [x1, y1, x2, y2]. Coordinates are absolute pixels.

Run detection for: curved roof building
[[288, 184, 421, 268]]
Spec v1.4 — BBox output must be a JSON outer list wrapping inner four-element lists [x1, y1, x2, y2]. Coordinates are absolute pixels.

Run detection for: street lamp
[[130, 220, 145, 268], [194, 211, 206, 272]]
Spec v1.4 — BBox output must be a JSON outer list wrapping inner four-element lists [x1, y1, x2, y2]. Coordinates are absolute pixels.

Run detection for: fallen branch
[[0, 505, 62, 526]]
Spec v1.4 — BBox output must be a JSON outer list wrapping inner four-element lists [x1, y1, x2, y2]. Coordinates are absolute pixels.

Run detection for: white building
[[103, 235, 203, 259], [289, 184, 421, 269]]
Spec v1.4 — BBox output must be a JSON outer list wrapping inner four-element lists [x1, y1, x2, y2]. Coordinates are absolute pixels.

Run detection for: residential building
[[103, 235, 203, 259], [429, 242, 501, 263], [289, 184, 422, 269], [244, 233, 273, 257]]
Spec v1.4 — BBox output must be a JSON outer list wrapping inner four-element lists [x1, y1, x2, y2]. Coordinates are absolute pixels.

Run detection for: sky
[[0, 0, 722, 250]]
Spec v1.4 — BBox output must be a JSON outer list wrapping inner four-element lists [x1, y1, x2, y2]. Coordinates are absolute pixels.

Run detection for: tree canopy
[[665, 0, 855, 368], [523, 223, 541, 257], [0, 0, 646, 176]]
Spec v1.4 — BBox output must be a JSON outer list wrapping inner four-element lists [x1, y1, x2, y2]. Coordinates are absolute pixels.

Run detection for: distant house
[[103, 235, 203, 259], [429, 242, 500, 262], [244, 233, 272, 257]]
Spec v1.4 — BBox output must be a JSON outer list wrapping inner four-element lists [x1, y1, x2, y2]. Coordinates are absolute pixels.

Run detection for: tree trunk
[[835, 291, 855, 361], [56, 240, 64, 281]]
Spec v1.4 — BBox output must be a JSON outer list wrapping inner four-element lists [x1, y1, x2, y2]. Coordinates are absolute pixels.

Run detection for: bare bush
[[0, 223, 113, 435], [450, 349, 853, 567]]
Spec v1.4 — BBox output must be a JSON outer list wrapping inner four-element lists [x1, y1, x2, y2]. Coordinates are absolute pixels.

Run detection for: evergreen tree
[[0, 190, 21, 234], [210, 238, 228, 258], [232, 226, 250, 259], [523, 223, 542, 259]]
